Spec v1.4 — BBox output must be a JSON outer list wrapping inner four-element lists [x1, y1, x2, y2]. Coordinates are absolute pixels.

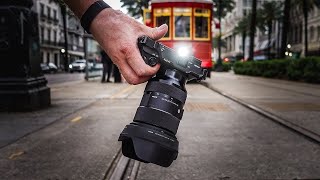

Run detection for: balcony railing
[[41, 40, 61, 47], [41, 40, 85, 52], [68, 44, 84, 52], [40, 12, 46, 21]]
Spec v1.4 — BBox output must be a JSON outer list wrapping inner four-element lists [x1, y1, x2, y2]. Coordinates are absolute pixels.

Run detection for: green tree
[[294, 0, 318, 57], [258, 1, 283, 59], [233, 16, 249, 59], [212, 0, 235, 70], [120, 0, 150, 19]]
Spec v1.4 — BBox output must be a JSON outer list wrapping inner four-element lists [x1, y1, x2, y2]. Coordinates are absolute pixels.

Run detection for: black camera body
[[118, 36, 207, 167]]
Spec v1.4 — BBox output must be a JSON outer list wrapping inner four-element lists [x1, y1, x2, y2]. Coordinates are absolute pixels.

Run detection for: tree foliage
[[257, 1, 283, 59], [120, 0, 150, 19], [212, 0, 235, 19]]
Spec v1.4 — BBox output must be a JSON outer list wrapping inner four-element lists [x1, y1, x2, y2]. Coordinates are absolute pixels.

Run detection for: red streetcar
[[144, 0, 213, 77]]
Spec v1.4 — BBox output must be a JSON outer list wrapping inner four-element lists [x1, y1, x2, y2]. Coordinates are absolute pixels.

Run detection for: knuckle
[[119, 43, 133, 56], [136, 68, 147, 77]]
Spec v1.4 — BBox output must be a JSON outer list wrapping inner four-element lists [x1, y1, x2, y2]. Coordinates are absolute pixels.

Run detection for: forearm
[[63, 0, 98, 18]]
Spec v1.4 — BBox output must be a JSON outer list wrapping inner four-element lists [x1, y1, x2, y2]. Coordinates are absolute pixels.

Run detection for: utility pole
[[216, 0, 223, 71], [61, 4, 69, 72]]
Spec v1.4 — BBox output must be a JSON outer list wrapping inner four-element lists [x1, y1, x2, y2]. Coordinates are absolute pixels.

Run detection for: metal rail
[[103, 148, 140, 180], [201, 82, 320, 145]]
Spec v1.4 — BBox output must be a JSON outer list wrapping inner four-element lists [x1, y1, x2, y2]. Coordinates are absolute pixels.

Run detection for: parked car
[[41, 63, 58, 73], [69, 59, 87, 73]]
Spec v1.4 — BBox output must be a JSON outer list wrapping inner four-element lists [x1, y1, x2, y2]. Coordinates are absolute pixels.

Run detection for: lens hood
[[119, 122, 178, 167]]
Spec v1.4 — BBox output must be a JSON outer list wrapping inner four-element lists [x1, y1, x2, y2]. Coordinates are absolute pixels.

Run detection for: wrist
[[80, 0, 111, 33]]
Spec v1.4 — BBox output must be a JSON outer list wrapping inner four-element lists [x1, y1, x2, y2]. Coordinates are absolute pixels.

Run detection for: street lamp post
[[0, 0, 50, 111], [216, 0, 223, 71]]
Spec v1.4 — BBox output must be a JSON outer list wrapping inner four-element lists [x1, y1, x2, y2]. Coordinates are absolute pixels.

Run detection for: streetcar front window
[[154, 8, 171, 39], [175, 16, 190, 38], [194, 8, 210, 40], [195, 16, 208, 38], [174, 8, 192, 40]]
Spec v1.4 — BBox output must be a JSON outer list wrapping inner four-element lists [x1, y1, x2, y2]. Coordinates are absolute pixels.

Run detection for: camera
[[118, 36, 207, 167]]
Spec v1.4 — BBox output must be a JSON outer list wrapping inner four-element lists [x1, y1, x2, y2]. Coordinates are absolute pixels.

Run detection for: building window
[[318, 26, 320, 40], [53, 9, 57, 20], [74, 35, 78, 45], [154, 8, 171, 39], [47, 6, 51, 18], [310, 26, 314, 41], [53, 30, 57, 44], [243, 10, 247, 16], [174, 8, 192, 40], [47, 29, 51, 42], [79, 37, 83, 46], [41, 52, 44, 63], [40, 3, 44, 16], [40, 27, 44, 43], [47, 53, 50, 63], [194, 8, 210, 40], [243, 0, 252, 7]]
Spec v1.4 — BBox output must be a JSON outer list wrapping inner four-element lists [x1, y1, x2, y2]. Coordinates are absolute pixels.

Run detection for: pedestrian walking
[[101, 51, 113, 83]]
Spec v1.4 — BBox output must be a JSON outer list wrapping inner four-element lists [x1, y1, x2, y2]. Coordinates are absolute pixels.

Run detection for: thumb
[[148, 24, 168, 40]]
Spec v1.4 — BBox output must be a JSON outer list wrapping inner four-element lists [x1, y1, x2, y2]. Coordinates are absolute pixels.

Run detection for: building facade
[[32, 0, 100, 70], [220, 0, 283, 60], [289, 6, 320, 57], [32, 0, 63, 67]]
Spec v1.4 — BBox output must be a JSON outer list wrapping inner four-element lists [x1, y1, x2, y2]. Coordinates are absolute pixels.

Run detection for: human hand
[[89, 9, 168, 84]]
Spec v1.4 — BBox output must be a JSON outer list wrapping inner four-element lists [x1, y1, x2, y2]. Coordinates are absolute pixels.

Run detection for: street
[[45, 73, 85, 86], [0, 72, 319, 179]]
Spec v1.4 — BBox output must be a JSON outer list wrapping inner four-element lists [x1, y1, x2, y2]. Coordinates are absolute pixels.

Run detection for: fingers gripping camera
[[118, 36, 207, 167], [138, 36, 207, 81]]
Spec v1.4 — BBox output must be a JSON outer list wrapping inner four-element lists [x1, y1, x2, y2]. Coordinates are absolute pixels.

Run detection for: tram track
[[103, 148, 140, 180], [201, 82, 320, 145]]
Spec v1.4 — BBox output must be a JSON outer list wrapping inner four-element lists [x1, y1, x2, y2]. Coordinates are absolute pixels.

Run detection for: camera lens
[[118, 69, 187, 167]]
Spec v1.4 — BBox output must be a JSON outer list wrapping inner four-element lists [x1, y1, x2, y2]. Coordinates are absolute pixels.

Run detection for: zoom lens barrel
[[119, 69, 187, 167]]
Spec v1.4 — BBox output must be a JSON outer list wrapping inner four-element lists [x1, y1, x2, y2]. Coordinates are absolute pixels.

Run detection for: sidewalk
[[0, 80, 131, 148], [206, 72, 320, 137]]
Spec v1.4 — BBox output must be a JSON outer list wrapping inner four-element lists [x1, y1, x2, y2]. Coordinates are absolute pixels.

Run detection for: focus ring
[[134, 106, 180, 134], [145, 81, 187, 103]]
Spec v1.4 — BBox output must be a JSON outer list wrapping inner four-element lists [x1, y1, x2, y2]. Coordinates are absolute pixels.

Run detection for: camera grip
[[138, 36, 161, 67]]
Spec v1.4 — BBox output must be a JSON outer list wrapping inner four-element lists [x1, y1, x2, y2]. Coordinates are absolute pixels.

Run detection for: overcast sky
[[103, 0, 127, 13]]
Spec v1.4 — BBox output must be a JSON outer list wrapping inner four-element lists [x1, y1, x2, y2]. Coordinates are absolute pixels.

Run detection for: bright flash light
[[287, 44, 291, 49], [289, 52, 293, 57], [61, 48, 66, 53], [285, 52, 289, 56], [178, 47, 190, 57], [69, 64, 72, 69]]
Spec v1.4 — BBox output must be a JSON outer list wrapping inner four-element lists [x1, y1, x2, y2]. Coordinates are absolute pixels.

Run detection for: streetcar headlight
[[178, 47, 191, 57]]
